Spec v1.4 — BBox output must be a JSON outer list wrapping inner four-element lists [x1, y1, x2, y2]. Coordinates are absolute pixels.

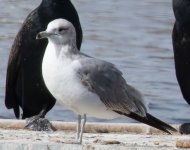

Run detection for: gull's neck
[[50, 40, 79, 59]]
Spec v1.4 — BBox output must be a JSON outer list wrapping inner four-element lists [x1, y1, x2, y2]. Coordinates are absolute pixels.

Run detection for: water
[[0, 0, 189, 124]]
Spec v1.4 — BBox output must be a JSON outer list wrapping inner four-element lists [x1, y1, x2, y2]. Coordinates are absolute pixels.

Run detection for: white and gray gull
[[37, 19, 177, 144]]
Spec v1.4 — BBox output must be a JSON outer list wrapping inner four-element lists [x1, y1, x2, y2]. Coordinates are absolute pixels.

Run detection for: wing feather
[[77, 58, 147, 117]]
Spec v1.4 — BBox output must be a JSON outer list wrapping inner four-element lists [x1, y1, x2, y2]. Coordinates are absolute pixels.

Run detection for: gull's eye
[[58, 27, 67, 32]]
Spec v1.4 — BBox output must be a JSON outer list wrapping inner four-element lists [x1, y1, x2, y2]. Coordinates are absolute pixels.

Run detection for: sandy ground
[[0, 119, 189, 150]]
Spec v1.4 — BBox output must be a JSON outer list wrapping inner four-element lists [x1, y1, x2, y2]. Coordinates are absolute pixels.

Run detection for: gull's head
[[37, 19, 76, 45]]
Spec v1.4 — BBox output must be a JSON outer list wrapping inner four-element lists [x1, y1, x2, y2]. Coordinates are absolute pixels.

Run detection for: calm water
[[0, 0, 189, 124]]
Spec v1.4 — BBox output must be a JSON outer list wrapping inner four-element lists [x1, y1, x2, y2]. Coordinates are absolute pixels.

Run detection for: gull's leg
[[65, 114, 86, 144], [78, 114, 86, 144], [76, 115, 81, 140]]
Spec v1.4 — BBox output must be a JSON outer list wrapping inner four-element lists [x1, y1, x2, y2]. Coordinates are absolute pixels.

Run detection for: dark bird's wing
[[5, 32, 21, 118], [5, 8, 41, 118], [78, 58, 176, 133], [172, 0, 190, 105]]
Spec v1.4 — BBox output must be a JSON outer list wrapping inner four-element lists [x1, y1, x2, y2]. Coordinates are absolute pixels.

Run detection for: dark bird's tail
[[115, 111, 177, 134]]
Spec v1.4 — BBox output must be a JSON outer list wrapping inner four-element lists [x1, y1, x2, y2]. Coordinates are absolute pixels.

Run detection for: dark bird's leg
[[25, 105, 56, 132]]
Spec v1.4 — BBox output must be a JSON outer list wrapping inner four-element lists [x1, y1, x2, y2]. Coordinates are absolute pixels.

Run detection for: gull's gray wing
[[77, 58, 177, 134], [77, 58, 147, 117]]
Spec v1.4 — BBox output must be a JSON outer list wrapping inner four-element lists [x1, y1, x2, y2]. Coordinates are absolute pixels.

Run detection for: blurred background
[[0, 0, 189, 124]]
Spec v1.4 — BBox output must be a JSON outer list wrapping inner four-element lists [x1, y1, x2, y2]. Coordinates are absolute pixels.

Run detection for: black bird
[[172, 0, 190, 134], [5, 0, 82, 131]]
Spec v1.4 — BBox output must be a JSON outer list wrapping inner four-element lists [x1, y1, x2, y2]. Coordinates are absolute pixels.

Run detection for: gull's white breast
[[42, 43, 120, 119]]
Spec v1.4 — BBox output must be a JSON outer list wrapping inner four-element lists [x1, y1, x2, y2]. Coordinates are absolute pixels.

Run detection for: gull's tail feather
[[115, 111, 177, 134]]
